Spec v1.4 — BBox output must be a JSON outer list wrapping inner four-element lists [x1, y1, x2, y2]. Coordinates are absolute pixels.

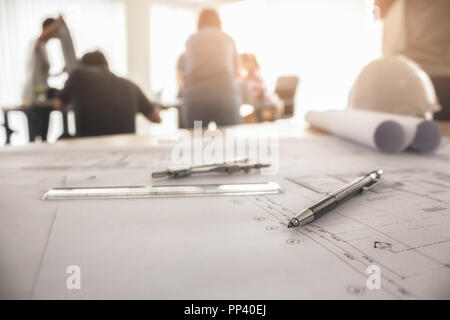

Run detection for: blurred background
[[0, 0, 390, 145]]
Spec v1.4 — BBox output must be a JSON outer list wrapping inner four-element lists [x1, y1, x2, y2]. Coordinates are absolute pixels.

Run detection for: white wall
[[125, 0, 151, 93]]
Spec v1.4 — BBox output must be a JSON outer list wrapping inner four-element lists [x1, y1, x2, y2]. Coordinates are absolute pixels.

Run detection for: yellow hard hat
[[347, 55, 441, 117]]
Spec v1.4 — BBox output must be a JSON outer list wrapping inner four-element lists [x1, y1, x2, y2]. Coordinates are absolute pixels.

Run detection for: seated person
[[239, 53, 282, 121], [59, 51, 161, 137], [177, 9, 241, 128], [239, 53, 280, 106]]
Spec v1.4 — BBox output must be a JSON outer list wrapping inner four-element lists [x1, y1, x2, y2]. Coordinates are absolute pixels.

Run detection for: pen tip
[[287, 218, 301, 228]]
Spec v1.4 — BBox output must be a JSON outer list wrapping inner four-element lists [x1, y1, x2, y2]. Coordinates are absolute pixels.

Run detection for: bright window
[[219, 0, 382, 116], [149, 4, 196, 103]]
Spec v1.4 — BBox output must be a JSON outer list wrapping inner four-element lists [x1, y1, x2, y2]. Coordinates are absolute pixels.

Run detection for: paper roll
[[305, 109, 442, 153]]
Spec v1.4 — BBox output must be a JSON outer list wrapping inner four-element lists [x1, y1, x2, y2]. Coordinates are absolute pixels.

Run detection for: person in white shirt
[[375, 0, 450, 120], [22, 15, 76, 104]]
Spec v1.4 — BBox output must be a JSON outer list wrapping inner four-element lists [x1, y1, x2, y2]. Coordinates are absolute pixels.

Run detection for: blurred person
[[239, 53, 282, 122], [23, 15, 77, 104], [375, 0, 450, 120], [176, 53, 185, 98], [177, 8, 241, 128], [239, 53, 280, 106], [58, 51, 161, 137]]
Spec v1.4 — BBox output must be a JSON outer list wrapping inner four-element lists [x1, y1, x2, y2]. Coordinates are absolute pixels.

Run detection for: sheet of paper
[[0, 143, 174, 298], [31, 134, 450, 299], [0, 168, 64, 299], [305, 109, 442, 153]]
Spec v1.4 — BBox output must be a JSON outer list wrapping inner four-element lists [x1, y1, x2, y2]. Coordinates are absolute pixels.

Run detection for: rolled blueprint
[[305, 109, 442, 153]]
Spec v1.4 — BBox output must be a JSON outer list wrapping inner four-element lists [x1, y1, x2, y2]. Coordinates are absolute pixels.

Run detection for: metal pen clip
[[360, 169, 383, 193], [361, 180, 380, 193]]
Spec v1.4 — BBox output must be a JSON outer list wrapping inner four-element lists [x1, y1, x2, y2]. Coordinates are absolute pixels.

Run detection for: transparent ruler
[[42, 182, 282, 200]]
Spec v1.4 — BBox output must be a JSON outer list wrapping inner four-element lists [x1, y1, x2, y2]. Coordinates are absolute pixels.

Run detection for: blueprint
[[1, 132, 449, 299], [306, 109, 442, 153]]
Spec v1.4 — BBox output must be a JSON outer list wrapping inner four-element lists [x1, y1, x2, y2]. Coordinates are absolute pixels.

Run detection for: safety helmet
[[347, 55, 441, 117]]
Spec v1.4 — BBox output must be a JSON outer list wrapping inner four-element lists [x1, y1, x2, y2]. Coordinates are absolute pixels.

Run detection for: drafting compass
[[151, 158, 271, 179]]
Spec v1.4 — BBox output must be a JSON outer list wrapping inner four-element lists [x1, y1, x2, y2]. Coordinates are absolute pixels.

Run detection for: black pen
[[288, 169, 383, 228]]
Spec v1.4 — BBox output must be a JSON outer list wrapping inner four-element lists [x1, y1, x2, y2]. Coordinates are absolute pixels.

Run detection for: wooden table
[[2, 105, 71, 144]]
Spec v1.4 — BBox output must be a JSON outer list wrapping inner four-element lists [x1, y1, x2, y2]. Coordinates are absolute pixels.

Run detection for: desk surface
[[1, 120, 449, 299], [46, 121, 450, 145]]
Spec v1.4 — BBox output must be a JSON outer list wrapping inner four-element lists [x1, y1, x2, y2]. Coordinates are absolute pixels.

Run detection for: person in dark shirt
[[59, 50, 161, 137]]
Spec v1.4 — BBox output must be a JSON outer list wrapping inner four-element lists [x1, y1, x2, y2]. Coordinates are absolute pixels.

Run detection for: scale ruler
[[42, 182, 282, 200]]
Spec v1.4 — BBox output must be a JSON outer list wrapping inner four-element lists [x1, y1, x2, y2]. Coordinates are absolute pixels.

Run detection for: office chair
[[274, 75, 299, 117]]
